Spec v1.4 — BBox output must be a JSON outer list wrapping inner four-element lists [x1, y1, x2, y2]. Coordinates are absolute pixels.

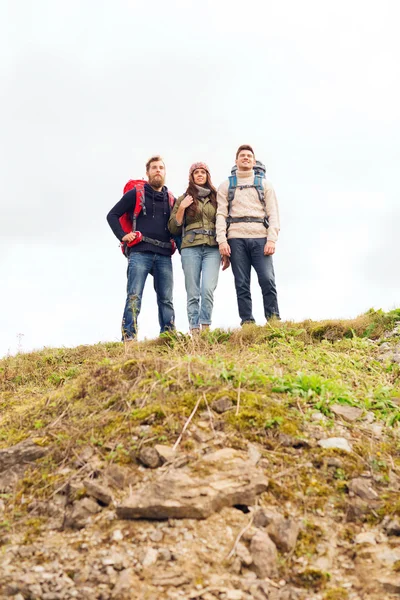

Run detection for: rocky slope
[[1, 311, 400, 600]]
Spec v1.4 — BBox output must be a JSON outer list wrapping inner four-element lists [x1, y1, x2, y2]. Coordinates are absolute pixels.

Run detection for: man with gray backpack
[[216, 144, 280, 325]]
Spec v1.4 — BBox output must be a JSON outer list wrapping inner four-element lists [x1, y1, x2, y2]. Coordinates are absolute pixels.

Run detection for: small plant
[[293, 568, 330, 590], [323, 588, 349, 600], [264, 416, 283, 429]]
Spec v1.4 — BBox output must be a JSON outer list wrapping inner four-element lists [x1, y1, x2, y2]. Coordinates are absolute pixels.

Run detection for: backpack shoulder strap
[[227, 174, 237, 215], [253, 173, 266, 207], [167, 191, 175, 209], [133, 181, 146, 218]]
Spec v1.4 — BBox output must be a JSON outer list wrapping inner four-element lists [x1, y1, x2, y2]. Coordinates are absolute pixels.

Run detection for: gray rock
[[370, 423, 383, 437], [277, 434, 310, 449], [318, 437, 352, 452], [79, 497, 102, 514], [378, 576, 400, 594], [138, 446, 161, 468], [374, 546, 400, 565], [154, 444, 176, 463], [4, 584, 20, 596], [0, 439, 48, 473], [84, 479, 113, 505], [253, 508, 299, 552], [379, 342, 391, 350], [102, 551, 126, 570], [253, 509, 271, 529], [242, 526, 257, 542], [149, 528, 164, 542], [105, 464, 130, 489], [0, 467, 24, 492], [111, 529, 124, 542], [30, 498, 66, 522], [331, 404, 363, 421], [354, 531, 376, 545], [151, 570, 191, 587], [230, 556, 242, 574], [225, 591, 244, 600], [247, 444, 261, 465], [235, 542, 253, 566], [158, 548, 172, 562], [348, 478, 379, 501], [384, 517, 400, 536], [79, 588, 96, 599], [267, 516, 300, 553], [389, 470, 400, 491], [64, 497, 100, 529], [192, 428, 215, 444], [28, 584, 42, 597], [211, 397, 233, 413], [112, 569, 137, 598], [253, 581, 277, 599], [363, 411, 375, 423], [249, 530, 278, 579], [279, 588, 302, 600], [310, 411, 327, 422], [73, 446, 94, 467], [378, 351, 395, 363], [117, 448, 268, 520], [346, 498, 370, 522], [141, 547, 158, 567]]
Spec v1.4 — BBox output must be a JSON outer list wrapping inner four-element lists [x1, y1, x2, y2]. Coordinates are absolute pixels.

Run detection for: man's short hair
[[236, 145, 255, 159], [146, 155, 165, 171]]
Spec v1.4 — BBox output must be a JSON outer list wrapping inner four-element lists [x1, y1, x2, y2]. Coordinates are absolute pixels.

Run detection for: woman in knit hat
[[169, 162, 229, 334]]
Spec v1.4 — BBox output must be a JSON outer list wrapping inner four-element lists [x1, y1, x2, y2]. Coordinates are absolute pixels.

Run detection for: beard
[[148, 174, 165, 189]]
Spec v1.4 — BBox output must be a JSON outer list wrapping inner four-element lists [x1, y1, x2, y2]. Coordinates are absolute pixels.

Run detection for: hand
[[122, 232, 136, 243], [181, 195, 194, 209], [264, 240, 276, 255], [221, 256, 231, 271], [219, 242, 231, 257]]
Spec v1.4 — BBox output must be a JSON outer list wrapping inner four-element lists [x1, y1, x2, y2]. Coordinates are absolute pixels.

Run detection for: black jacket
[[107, 184, 174, 256]]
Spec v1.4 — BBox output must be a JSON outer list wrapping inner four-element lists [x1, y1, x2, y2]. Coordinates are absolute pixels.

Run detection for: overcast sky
[[1, 0, 399, 356]]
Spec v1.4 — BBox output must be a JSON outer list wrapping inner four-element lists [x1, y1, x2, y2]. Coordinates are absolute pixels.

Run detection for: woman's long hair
[[184, 172, 217, 219]]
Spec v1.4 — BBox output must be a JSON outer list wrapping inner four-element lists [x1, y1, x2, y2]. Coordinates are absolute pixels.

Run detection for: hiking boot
[[201, 324, 210, 331], [121, 333, 137, 342]]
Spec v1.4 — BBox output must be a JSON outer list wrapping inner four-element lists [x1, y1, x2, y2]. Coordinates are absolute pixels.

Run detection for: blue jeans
[[229, 238, 279, 324], [181, 245, 221, 329], [122, 251, 175, 340]]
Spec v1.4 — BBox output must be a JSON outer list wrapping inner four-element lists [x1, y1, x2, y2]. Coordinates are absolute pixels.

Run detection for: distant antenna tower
[[17, 333, 24, 353]]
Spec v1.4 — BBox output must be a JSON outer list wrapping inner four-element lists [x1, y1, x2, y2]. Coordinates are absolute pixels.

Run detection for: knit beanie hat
[[189, 162, 210, 179]]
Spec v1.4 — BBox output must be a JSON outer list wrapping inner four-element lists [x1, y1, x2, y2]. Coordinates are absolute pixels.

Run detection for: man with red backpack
[[107, 156, 176, 340]]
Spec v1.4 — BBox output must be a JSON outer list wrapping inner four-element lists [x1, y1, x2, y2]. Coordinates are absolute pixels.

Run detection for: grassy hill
[[1, 309, 400, 599]]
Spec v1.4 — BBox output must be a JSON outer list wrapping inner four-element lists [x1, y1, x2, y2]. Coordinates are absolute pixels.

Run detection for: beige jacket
[[216, 169, 280, 244]]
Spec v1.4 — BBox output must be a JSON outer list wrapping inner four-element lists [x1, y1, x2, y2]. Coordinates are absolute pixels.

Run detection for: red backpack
[[119, 179, 176, 255]]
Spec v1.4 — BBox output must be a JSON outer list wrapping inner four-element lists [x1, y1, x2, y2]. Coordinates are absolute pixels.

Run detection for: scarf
[[195, 185, 211, 199]]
